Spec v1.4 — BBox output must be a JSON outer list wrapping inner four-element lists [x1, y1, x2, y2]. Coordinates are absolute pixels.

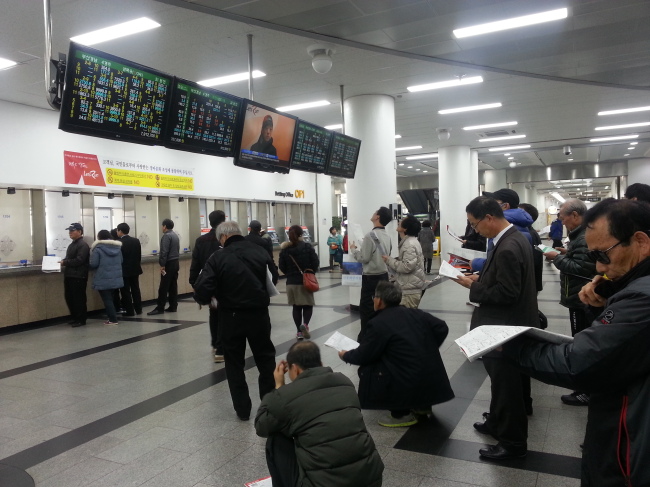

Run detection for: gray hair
[[561, 198, 587, 217], [374, 281, 402, 307], [216, 221, 242, 240]]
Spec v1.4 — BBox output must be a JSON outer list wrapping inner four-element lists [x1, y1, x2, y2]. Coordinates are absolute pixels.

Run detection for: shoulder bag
[[289, 253, 319, 292]]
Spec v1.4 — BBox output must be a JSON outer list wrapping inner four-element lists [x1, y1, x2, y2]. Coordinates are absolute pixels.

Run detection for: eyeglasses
[[470, 218, 484, 231], [587, 240, 623, 264]]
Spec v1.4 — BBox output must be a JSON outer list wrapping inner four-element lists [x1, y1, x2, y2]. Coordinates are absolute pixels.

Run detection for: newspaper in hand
[[41, 255, 61, 273], [324, 331, 360, 352], [455, 325, 573, 362], [447, 225, 464, 243], [438, 260, 465, 279]]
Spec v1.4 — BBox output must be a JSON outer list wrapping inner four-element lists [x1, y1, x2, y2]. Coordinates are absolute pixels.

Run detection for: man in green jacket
[[255, 341, 383, 487]]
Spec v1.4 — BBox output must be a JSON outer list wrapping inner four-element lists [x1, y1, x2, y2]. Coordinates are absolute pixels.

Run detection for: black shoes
[[479, 443, 527, 460], [473, 421, 497, 438], [147, 309, 164, 316], [237, 414, 250, 421], [561, 391, 589, 406], [164, 307, 177, 312]]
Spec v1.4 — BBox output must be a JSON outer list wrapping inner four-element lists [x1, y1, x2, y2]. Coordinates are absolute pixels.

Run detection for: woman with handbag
[[326, 226, 343, 272], [279, 225, 320, 340]]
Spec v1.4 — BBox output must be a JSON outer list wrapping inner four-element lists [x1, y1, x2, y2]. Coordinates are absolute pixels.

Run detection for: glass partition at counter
[[45, 191, 83, 259], [134, 195, 159, 255], [94, 194, 125, 237], [169, 197, 191, 253], [0, 189, 33, 265]]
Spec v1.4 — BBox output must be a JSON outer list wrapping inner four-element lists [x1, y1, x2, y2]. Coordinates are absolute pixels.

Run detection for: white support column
[[628, 159, 650, 185], [344, 95, 398, 306], [484, 169, 507, 192]]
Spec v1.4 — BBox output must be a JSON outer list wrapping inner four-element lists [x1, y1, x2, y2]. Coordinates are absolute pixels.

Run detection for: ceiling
[[2, 0, 650, 187]]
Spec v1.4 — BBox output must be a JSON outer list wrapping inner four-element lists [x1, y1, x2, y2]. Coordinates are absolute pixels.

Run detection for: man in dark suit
[[189, 210, 226, 363], [116, 223, 143, 316], [452, 196, 538, 460]]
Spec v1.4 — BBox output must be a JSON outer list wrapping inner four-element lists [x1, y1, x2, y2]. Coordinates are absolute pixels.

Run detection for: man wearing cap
[[60, 223, 90, 327], [250, 115, 277, 157], [245, 220, 274, 261], [148, 219, 180, 315]]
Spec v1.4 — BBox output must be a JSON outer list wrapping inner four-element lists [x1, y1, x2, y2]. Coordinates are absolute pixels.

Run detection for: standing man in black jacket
[[193, 221, 279, 421], [148, 219, 180, 315], [189, 210, 226, 362], [116, 223, 142, 316], [452, 196, 538, 460], [245, 220, 274, 261], [60, 223, 90, 327]]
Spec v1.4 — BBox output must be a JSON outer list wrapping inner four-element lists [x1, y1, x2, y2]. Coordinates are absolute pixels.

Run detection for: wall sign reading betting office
[[61, 48, 170, 141], [64, 151, 194, 192]]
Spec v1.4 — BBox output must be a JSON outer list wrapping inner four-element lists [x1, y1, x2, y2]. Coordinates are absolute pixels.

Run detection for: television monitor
[[290, 120, 332, 174], [234, 99, 298, 174], [325, 133, 361, 179], [59, 42, 172, 145], [164, 78, 243, 156]]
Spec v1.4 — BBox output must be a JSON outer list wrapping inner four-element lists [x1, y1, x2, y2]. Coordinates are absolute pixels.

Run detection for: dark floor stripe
[[0, 314, 358, 470], [0, 319, 205, 380]]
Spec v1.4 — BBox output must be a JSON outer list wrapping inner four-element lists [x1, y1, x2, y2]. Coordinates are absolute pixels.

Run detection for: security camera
[[436, 128, 451, 141], [307, 44, 336, 74], [563, 146, 572, 156]]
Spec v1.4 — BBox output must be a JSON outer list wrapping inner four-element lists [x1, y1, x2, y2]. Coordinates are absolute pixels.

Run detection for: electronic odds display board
[[325, 133, 361, 179], [164, 78, 243, 156], [59, 42, 172, 145], [290, 120, 332, 174]]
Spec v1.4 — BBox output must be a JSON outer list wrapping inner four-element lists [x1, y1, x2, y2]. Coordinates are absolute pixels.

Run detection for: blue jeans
[[98, 289, 118, 323]]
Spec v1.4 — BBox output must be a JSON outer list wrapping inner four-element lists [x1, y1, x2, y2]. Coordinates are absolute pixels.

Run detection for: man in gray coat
[[255, 341, 383, 487], [542, 198, 597, 406], [148, 218, 180, 315]]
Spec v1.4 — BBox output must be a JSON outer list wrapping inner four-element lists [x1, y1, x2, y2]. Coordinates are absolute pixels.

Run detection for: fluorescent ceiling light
[[504, 153, 511, 156], [198, 70, 266, 87], [551, 192, 566, 203], [624, 153, 630, 156], [395, 145, 422, 151], [478, 134, 526, 142], [276, 100, 330, 112], [507, 157, 515, 160], [630, 142, 638, 145], [628, 147, 635, 150], [439, 103, 502, 114], [598, 106, 650, 116], [407, 76, 483, 93], [405, 153, 439, 160], [453, 8, 568, 38], [0, 57, 17, 70], [70, 17, 161, 46], [394, 135, 402, 139], [488, 144, 531, 152], [407, 166, 413, 169], [463, 121, 517, 130], [423, 170, 428, 173], [324, 124, 343, 130], [590, 134, 638, 142], [595, 122, 650, 131], [416, 168, 421, 171], [568, 158, 574, 161], [398, 163, 405, 166]]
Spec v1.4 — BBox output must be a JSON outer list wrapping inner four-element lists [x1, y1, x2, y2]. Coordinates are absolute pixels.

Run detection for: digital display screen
[[234, 99, 297, 174], [290, 121, 332, 174], [164, 78, 242, 156], [59, 42, 172, 145], [325, 133, 361, 179]]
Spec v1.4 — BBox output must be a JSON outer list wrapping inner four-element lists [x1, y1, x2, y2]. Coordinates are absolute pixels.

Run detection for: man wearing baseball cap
[[60, 223, 90, 327], [250, 115, 277, 157]]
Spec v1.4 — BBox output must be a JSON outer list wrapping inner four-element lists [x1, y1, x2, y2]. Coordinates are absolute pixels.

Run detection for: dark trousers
[[156, 259, 179, 310], [219, 307, 276, 418], [358, 273, 388, 341], [569, 307, 589, 336], [552, 239, 563, 248], [98, 289, 118, 323], [121, 275, 142, 314], [209, 307, 222, 353], [424, 258, 432, 273], [266, 435, 300, 487], [483, 355, 528, 450], [64, 277, 87, 324]]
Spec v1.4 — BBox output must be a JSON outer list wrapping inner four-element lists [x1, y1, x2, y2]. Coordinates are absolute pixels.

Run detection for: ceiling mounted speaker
[[307, 44, 336, 74]]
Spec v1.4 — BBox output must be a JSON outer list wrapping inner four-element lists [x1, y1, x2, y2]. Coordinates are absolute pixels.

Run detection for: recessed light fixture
[[507, 156, 515, 160], [416, 168, 421, 171], [70, 17, 161, 46], [453, 8, 568, 38], [0, 57, 17, 70], [595, 122, 650, 131], [624, 153, 630, 156], [394, 134, 402, 139], [478, 134, 526, 142], [276, 100, 330, 112], [630, 142, 638, 145], [324, 124, 343, 130], [395, 146, 422, 151], [463, 121, 517, 130], [407, 76, 483, 93], [504, 153, 511, 156], [405, 153, 439, 160], [407, 166, 413, 169], [598, 106, 650, 116], [590, 134, 638, 142], [439, 103, 502, 114], [423, 170, 428, 173], [488, 144, 531, 152], [398, 163, 405, 166], [568, 158, 574, 161], [198, 70, 266, 87]]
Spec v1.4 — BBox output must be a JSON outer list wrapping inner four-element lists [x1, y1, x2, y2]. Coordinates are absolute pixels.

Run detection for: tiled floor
[[0, 259, 586, 486]]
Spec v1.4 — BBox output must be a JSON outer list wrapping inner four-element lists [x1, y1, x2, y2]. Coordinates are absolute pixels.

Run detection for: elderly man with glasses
[[502, 198, 650, 487]]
